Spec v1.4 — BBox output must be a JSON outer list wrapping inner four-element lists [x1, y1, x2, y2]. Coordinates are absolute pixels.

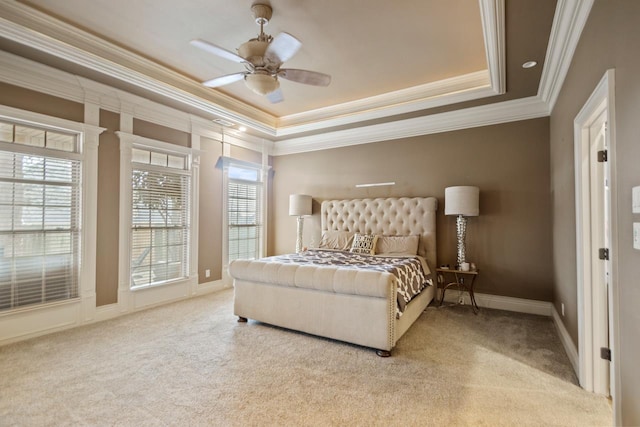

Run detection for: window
[[129, 147, 191, 289], [227, 163, 263, 262], [218, 157, 264, 269], [0, 120, 81, 311]]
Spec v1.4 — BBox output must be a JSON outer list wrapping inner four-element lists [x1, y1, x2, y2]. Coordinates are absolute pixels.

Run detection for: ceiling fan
[[190, 3, 331, 103]]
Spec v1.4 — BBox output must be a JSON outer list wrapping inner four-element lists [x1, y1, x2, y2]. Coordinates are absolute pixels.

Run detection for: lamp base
[[456, 215, 467, 267], [295, 216, 304, 253]]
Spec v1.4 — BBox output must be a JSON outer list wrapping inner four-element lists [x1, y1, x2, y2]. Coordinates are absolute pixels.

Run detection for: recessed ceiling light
[[522, 60, 538, 69], [238, 126, 247, 132]]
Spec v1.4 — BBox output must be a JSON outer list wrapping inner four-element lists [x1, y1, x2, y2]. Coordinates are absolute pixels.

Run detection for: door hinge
[[599, 248, 609, 260], [597, 150, 608, 162], [601, 347, 612, 361]]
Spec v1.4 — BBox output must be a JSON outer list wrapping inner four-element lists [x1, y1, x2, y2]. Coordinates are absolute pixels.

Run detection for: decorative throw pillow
[[318, 230, 354, 250], [375, 235, 420, 256], [350, 233, 378, 255]]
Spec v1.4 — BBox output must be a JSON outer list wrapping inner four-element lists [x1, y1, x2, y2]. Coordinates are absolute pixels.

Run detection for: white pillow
[[350, 233, 378, 255], [375, 235, 419, 256], [318, 230, 354, 250]]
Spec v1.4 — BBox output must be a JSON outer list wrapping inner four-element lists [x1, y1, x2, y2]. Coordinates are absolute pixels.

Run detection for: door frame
[[573, 69, 620, 421]]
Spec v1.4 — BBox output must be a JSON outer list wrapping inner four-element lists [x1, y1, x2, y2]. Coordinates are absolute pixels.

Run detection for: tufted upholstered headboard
[[321, 197, 438, 269]]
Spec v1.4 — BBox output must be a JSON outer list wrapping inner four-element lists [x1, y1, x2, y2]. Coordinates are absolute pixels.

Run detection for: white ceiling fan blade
[[202, 72, 246, 88], [190, 39, 245, 64], [266, 88, 284, 104], [278, 69, 331, 86], [265, 32, 302, 64]]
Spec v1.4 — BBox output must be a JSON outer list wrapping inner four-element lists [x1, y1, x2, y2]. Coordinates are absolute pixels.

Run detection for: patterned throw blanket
[[264, 249, 432, 317]]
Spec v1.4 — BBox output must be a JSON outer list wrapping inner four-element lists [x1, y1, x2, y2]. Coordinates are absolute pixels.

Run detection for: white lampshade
[[289, 194, 312, 216], [445, 186, 480, 216]]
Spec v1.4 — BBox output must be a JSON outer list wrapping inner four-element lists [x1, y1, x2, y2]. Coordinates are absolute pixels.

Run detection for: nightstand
[[435, 268, 480, 314]]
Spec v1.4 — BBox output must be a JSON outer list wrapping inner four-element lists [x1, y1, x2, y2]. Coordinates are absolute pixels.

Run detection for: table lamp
[[289, 194, 312, 253], [445, 186, 479, 268]]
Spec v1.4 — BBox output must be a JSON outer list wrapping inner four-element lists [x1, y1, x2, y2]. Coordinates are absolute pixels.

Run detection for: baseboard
[[195, 279, 229, 295], [551, 304, 579, 376], [94, 303, 121, 322], [95, 280, 228, 321], [440, 290, 553, 316]]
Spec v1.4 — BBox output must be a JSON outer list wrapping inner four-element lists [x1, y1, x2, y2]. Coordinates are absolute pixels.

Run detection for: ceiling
[[0, 0, 558, 142]]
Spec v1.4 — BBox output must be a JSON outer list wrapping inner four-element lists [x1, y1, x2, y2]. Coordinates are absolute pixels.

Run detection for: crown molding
[[479, 0, 506, 95], [0, 44, 86, 104], [538, 0, 595, 111], [0, 0, 505, 138], [0, 50, 269, 154], [275, 71, 493, 136], [272, 96, 549, 156], [189, 115, 273, 154]]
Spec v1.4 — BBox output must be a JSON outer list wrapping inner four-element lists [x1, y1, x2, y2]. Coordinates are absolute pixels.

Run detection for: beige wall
[[198, 136, 223, 281], [270, 118, 553, 302], [550, 0, 640, 423], [96, 110, 121, 306], [0, 82, 83, 122], [133, 118, 190, 147]]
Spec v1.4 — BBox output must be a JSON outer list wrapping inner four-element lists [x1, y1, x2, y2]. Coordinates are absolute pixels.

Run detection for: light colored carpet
[[0, 289, 611, 426]]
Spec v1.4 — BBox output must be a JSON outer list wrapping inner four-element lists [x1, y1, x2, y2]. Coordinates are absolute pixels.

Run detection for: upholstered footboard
[[233, 279, 435, 354]]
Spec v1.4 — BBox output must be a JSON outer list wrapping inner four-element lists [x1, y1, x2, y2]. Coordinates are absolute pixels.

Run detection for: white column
[[261, 140, 269, 258], [189, 133, 201, 295], [79, 100, 103, 323], [116, 127, 133, 313]]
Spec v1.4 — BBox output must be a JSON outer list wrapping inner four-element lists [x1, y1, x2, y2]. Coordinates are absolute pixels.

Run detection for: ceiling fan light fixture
[[238, 40, 270, 66], [245, 72, 279, 95]]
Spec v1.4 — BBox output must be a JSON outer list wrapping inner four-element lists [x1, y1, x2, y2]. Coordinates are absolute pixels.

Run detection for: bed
[[229, 197, 438, 356]]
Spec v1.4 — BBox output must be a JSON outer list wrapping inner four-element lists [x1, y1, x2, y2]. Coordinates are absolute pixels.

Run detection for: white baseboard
[[0, 301, 80, 346], [440, 290, 553, 316], [195, 279, 229, 295], [94, 280, 228, 322], [94, 303, 121, 322], [551, 304, 579, 376]]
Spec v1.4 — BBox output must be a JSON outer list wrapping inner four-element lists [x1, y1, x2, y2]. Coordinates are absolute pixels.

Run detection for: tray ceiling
[[0, 0, 559, 141]]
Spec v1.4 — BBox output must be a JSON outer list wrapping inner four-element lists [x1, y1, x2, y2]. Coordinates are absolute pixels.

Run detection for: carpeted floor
[[0, 289, 611, 426]]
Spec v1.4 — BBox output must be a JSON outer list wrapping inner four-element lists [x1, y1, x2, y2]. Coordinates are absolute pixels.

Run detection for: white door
[[574, 69, 619, 423], [588, 111, 611, 396]]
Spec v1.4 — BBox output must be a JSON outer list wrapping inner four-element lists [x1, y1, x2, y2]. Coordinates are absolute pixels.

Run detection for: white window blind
[[0, 121, 80, 312], [228, 165, 262, 262], [130, 148, 190, 288]]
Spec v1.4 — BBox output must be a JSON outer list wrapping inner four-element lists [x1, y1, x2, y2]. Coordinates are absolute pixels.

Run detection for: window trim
[[130, 161, 191, 289], [116, 132, 199, 309], [218, 156, 269, 284], [0, 105, 104, 319]]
